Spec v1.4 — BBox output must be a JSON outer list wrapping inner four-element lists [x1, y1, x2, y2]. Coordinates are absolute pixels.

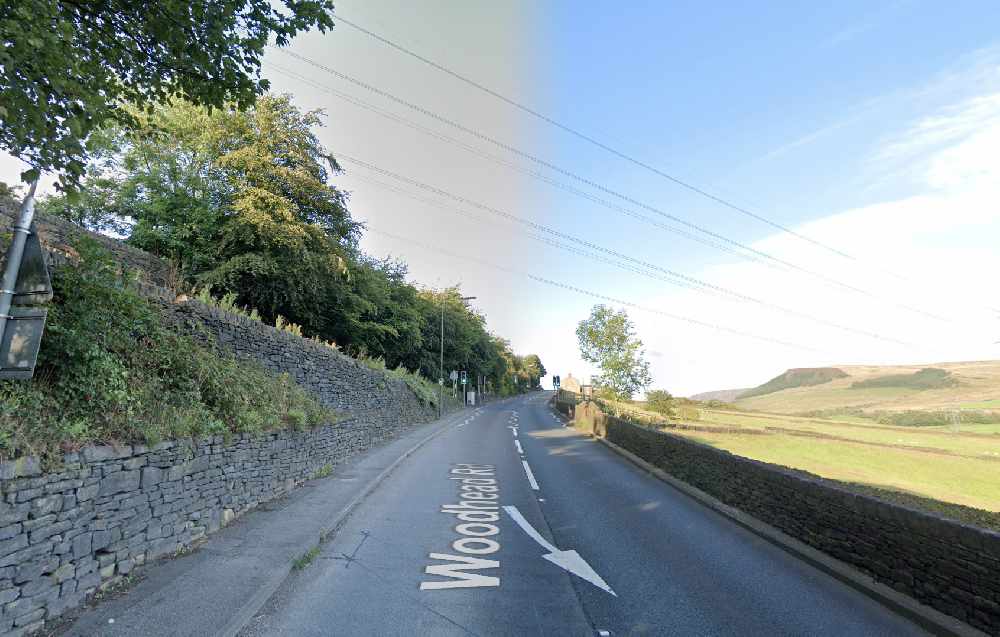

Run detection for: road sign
[[449, 370, 458, 381], [0, 221, 52, 379]]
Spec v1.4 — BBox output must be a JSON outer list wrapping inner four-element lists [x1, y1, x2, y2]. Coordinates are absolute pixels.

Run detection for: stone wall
[[155, 299, 436, 424], [589, 411, 1000, 634], [0, 418, 407, 635], [0, 203, 174, 290], [0, 208, 447, 634]]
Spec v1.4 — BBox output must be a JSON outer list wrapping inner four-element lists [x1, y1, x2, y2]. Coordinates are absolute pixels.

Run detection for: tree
[[645, 390, 674, 417], [576, 305, 651, 400], [44, 95, 359, 337], [521, 354, 546, 388], [0, 0, 334, 188]]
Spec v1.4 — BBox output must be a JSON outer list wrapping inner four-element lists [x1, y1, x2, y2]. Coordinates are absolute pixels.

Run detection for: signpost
[[0, 183, 52, 379]]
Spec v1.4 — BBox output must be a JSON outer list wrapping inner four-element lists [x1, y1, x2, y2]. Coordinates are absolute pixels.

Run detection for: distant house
[[562, 373, 582, 394]]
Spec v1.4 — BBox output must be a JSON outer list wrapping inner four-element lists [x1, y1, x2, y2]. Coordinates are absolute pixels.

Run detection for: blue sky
[[3, 1, 999, 394]]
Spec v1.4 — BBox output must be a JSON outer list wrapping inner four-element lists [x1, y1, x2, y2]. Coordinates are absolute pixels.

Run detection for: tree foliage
[[0, 239, 333, 461], [576, 305, 651, 400], [645, 390, 674, 417], [40, 95, 545, 400], [0, 0, 334, 188]]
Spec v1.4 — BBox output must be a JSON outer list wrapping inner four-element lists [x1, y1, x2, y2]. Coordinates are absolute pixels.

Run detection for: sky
[[3, 1, 1000, 395]]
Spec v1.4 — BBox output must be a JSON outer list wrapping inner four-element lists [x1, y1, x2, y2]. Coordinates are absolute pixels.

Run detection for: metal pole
[[439, 295, 444, 419], [0, 180, 39, 348]]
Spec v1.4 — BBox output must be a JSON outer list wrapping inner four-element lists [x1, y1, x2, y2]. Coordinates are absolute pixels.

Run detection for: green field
[[617, 395, 1000, 528], [611, 359, 1000, 528], [961, 399, 1000, 409]]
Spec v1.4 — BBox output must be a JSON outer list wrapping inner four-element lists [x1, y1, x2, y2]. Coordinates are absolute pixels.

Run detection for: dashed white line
[[521, 460, 539, 490], [514, 439, 523, 455]]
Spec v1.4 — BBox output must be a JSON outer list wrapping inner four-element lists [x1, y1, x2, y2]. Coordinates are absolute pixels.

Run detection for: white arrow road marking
[[521, 461, 539, 490], [502, 505, 616, 596], [514, 439, 523, 455]]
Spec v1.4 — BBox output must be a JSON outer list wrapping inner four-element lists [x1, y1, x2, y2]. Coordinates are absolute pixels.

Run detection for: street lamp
[[439, 293, 476, 417]]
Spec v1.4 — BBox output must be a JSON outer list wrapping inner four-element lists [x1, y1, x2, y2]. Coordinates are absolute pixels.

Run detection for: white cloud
[[634, 88, 1000, 396]]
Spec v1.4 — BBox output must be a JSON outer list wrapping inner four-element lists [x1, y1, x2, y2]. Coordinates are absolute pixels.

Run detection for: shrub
[[645, 390, 675, 417], [387, 365, 439, 407], [874, 409, 1000, 427], [0, 239, 335, 462]]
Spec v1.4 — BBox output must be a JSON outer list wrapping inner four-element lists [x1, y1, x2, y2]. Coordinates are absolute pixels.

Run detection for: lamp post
[[439, 292, 476, 417]]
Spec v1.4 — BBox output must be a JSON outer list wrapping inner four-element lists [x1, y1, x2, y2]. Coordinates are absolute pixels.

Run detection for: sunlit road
[[242, 392, 925, 636]]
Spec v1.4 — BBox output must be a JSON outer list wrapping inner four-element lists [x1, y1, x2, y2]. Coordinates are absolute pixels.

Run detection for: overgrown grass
[[195, 288, 311, 340], [387, 365, 440, 407], [0, 239, 335, 463], [291, 546, 320, 570], [195, 295, 445, 410]]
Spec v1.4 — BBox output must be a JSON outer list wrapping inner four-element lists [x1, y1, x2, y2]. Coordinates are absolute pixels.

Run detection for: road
[[241, 392, 925, 636]]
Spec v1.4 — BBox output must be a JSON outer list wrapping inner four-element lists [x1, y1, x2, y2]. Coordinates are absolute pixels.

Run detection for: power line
[[333, 12, 857, 261], [272, 53, 948, 323], [347, 171, 733, 301], [337, 152, 913, 347], [266, 63, 778, 272], [365, 225, 826, 354]]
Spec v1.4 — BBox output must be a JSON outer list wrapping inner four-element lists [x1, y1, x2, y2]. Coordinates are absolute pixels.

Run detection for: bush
[[873, 409, 1000, 427], [645, 390, 675, 417], [387, 365, 439, 407], [0, 239, 335, 462]]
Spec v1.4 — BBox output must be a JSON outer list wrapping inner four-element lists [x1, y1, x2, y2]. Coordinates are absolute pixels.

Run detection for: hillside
[[734, 360, 1000, 414], [689, 388, 750, 402], [738, 368, 848, 400]]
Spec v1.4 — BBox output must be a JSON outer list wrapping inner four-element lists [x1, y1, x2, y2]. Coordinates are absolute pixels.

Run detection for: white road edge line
[[521, 460, 539, 490]]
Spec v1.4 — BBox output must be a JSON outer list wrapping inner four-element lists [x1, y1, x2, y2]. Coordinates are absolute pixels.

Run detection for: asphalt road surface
[[242, 392, 925, 636]]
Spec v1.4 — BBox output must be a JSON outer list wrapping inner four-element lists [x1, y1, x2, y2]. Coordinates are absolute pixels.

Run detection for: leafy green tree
[[521, 354, 546, 388], [576, 305, 652, 400], [0, 181, 21, 208], [38, 93, 537, 397], [44, 95, 359, 337], [0, 0, 334, 188], [645, 390, 674, 417]]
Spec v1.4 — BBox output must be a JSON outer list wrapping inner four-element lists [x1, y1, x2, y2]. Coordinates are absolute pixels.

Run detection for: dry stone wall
[[0, 208, 446, 634], [0, 419, 398, 635], [0, 203, 174, 290], [155, 299, 435, 424], [588, 410, 1000, 635]]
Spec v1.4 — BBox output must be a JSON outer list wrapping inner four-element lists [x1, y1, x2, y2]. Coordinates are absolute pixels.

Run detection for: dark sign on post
[[0, 307, 47, 379], [0, 222, 52, 379]]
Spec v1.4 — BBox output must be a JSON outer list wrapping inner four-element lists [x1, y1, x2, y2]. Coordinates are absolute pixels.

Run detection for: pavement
[[59, 405, 476, 637], [228, 392, 926, 637]]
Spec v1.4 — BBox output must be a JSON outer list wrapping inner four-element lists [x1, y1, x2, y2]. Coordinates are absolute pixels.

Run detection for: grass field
[[613, 397, 1000, 528]]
